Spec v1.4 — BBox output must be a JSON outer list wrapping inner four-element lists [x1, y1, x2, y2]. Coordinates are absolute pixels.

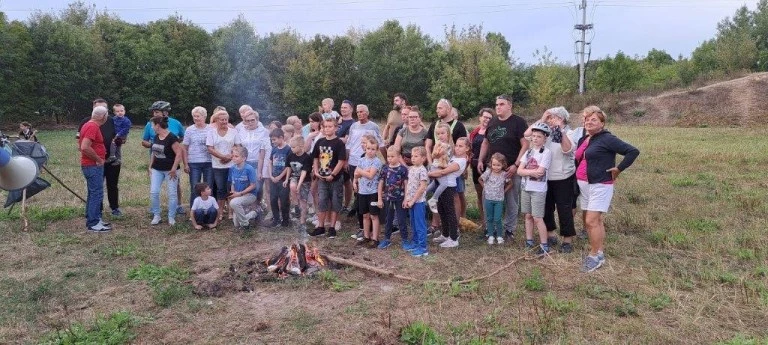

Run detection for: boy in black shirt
[[285, 136, 313, 233], [309, 118, 347, 238]]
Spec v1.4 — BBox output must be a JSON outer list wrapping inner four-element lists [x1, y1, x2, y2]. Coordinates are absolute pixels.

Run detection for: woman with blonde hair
[[574, 106, 639, 272]]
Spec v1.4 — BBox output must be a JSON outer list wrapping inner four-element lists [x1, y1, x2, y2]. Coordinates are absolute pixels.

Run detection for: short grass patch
[[127, 263, 191, 307], [40, 311, 138, 345]]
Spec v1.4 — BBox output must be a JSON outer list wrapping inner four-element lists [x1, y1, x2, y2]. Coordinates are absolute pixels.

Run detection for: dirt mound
[[616, 72, 768, 127]]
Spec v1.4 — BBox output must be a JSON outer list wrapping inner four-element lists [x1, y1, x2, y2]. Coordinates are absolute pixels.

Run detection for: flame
[[315, 248, 326, 266]]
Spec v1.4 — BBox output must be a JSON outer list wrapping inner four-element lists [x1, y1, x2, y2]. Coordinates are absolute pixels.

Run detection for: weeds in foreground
[[317, 270, 359, 292], [400, 321, 445, 345], [522, 269, 545, 292], [127, 263, 191, 307], [41, 311, 137, 345]]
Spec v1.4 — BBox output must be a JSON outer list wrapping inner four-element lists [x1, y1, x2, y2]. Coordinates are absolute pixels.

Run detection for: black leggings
[[438, 187, 459, 240], [103, 163, 121, 211], [543, 175, 576, 237]]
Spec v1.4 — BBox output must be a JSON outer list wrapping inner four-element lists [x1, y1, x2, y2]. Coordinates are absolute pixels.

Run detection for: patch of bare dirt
[[615, 72, 768, 127]]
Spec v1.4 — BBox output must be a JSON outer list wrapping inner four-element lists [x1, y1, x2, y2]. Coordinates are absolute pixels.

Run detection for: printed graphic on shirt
[[318, 145, 334, 176], [487, 126, 507, 144], [151, 143, 166, 159], [523, 155, 546, 183]]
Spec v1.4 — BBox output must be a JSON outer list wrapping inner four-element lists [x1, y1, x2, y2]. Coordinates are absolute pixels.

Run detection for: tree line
[[1, 1, 766, 125]]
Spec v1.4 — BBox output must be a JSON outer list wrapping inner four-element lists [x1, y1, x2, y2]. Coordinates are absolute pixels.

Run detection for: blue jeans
[[247, 161, 263, 199], [82, 165, 104, 227], [270, 179, 290, 223], [212, 168, 230, 199], [383, 199, 408, 242], [193, 206, 218, 225], [410, 202, 427, 251], [150, 169, 179, 219], [484, 199, 504, 237], [188, 162, 213, 206]]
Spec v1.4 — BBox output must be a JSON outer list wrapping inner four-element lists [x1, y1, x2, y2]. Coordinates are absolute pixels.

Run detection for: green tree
[[355, 20, 438, 117], [528, 49, 577, 106], [591, 51, 642, 93], [429, 25, 514, 118], [644, 48, 675, 67], [0, 13, 36, 122]]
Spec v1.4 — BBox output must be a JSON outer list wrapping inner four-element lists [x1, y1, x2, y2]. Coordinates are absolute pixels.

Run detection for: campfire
[[265, 243, 328, 277]]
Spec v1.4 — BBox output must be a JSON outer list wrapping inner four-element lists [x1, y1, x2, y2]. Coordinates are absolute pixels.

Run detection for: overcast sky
[[0, 0, 754, 64]]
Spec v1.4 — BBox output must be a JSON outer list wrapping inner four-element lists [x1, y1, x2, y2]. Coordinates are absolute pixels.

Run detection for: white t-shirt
[[237, 125, 269, 163], [346, 121, 385, 167], [191, 196, 219, 211], [520, 146, 553, 193], [445, 157, 467, 186], [206, 127, 241, 169]]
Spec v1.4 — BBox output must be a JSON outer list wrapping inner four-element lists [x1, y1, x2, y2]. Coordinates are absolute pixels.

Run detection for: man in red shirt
[[80, 106, 111, 232]]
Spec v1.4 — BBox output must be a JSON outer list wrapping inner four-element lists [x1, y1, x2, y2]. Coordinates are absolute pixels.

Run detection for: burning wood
[[265, 243, 328, 277]]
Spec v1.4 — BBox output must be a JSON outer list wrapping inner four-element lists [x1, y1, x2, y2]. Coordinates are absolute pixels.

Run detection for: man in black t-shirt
[[478, 94, 529, 239], [77, 98, 122, 217]]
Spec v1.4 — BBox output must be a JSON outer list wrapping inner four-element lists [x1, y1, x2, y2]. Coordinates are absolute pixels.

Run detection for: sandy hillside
[[615, 72, 768, 127]]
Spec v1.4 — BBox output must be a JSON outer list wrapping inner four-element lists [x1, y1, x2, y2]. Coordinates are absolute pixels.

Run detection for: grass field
[[1, 126, 767, 344]]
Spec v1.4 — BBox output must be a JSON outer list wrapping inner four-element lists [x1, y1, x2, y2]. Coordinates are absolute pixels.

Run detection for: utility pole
[[574, 0, 593, 94]]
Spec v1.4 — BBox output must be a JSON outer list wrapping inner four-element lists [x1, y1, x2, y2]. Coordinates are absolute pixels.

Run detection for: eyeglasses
[[244, 118, 257, 122]]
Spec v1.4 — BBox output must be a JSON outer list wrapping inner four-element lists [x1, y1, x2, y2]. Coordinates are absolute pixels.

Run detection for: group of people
[[76, 92, 639, 272]]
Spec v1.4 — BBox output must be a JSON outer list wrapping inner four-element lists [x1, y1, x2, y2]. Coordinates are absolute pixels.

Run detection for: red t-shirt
[[79, 121, 106, 166]]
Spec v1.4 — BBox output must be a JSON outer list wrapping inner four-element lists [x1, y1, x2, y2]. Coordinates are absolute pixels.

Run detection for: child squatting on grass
[[284, 136, 313, 234], [518, 122, 554, 256], [354, 135, 384, 248], [228, 146, 260, 230], [190, 182, 219, 230], [403, 146, 430, 257], [479, 152, 513, 245], [377, 145, 410, 249]]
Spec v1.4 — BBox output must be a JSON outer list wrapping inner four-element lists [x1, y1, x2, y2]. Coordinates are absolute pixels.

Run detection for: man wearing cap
[[478, 95, 529, 240]]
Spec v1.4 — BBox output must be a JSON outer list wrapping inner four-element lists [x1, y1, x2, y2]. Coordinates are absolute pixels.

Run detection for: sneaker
[[87, 222, 111, 232], [351, 229, 363, 240], [326, 227, 337, 239], [245, 210, 258, 220], [439, 238, 459, 248], [411, 248, 429, 257], [176, 206, 185, 215], [335, 220, 341, 231], [340, 206, 351, 216], [535, 245, 551, 257], [308, 227, 325, 237], [168, 217, 176, 226], [281, 220, 292, 228], [427, 198, 438, 213], [356, 238, 370, 246], [581, 255, 604, 272], [366, 239, 380, 249], [377, 239, 391, 249], [525, 240, 535, 249], [111, 208, 123, 216], [496, 236, 505, 244], [560, 243, 574, 253], [391, 227, 399, 235], [151, 215, 161, 225], [433, 235, 449, 243], [428, 226, 439, 237], [547, 236, 559, 247], [97, 220, 112, 227], [309, 214, 318, 225], [487, 236, 495, 245], [402, 241, 416, 251]]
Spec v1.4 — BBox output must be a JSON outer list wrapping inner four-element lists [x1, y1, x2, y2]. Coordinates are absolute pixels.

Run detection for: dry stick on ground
[[325, 254, 529, 285]]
